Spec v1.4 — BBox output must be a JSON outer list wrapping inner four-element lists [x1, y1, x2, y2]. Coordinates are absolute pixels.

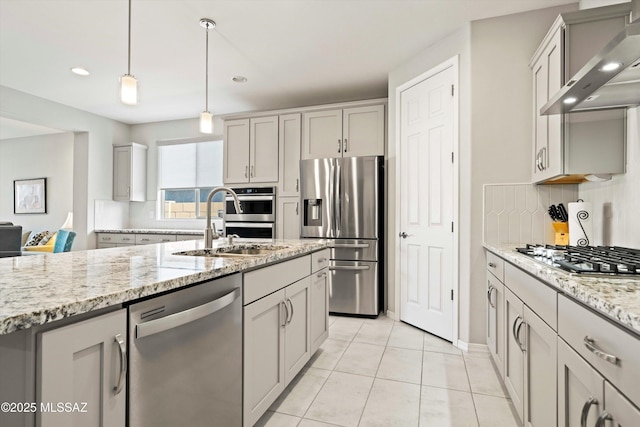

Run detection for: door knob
[[399, 232, 410, 239]]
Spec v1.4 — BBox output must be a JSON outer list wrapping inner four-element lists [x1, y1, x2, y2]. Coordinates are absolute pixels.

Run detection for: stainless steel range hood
[[541, 18, 640, 115]]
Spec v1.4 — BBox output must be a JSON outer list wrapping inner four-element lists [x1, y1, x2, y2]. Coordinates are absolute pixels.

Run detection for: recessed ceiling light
[[600, 62, 621, 72], [71, 67, 90, 76], [232, 76, 247, 83], [563, 97, 577, 104]]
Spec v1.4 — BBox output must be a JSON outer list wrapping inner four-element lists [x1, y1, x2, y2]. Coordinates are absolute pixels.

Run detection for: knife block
[[552, 222, 569, 245]]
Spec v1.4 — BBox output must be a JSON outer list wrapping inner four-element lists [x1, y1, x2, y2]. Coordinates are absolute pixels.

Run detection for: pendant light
[[120, 0, 137, 105], [199, 18, 216, 134]]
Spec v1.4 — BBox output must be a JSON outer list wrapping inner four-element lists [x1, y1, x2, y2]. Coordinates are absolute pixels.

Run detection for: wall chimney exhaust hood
[[541, 20, 640, 115]]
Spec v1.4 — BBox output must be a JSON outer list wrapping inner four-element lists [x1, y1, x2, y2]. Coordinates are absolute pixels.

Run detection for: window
[[158, 140, 224, 219]]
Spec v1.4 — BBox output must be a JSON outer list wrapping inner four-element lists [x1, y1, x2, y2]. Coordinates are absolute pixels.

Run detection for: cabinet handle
[[245, 165, 248, 178], [296, 202, 299, 215], [595, 411, 612, 427], [113, 333, 127, 395], [317, 258, 327, 263], [250, 165, 254, 178], [317, 271, 327, 278], [104, 237, 112, 241], [583, 336, 619, 365], [286, 298, 294, 324], [512, 316, 525, 352], [488, 262, 496, 268], [338, 139, 341, 153], [141, 238, 149, 242], [487, 284, 495, 308], [516, 319, 526, 352], [161, 239, 171, 242], [296, 178, 299, 192], [281, 301, 288, 327], [580, 397, 598, 427], [541, 147, 546, 170], [343, 138, 348, 153]]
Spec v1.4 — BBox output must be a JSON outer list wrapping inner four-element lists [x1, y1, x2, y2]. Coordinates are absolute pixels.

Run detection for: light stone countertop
[[484, 243, 640, 336], [0, 239, 326, 335], [95, 229, 204, 235]]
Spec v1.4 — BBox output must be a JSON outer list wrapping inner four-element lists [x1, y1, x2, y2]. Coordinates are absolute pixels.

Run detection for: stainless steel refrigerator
[[300, 156, 383, 316]]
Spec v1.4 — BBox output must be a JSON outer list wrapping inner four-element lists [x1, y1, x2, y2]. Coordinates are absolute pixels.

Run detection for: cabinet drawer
[[505, 263, 557, 331], [176, 234, 201, 241], [135, 234, 177, 245], [486, 252, 504, 282], [558, 295, 640, 406], [311, 249, 330, 273], [97, 233, 136, 245], [244, 255, 311, 305]]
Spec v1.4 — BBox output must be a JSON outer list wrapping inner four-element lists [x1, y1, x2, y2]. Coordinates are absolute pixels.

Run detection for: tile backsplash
[[483, 183, 579, 245]]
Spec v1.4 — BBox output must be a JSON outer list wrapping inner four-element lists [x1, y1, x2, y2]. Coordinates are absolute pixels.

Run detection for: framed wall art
[[14, 178, 47, 214]]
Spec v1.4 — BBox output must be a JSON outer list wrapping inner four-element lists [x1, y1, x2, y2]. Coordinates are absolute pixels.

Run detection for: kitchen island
[[0, 239, 329, 427]]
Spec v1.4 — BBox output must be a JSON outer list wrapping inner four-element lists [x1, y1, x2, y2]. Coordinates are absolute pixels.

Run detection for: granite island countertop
[[0, 239, 326, 335], [484, 242, 640, 336]]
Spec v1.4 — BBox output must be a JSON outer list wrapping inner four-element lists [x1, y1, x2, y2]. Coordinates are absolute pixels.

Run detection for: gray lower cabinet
[[486, 270, 505, 377], [38, 309, 127, 427], [243, 253, 328, 427], [96, 232, 199, 249], [558, 338, 640, 426], [504, 287, 525, 422], [310, 267, 329, 353]]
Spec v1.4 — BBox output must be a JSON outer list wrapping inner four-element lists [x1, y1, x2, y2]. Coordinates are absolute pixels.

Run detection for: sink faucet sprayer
[[205, 187, 242, 248]]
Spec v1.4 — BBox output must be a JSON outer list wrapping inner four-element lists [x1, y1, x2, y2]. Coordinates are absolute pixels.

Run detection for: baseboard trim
[[456, 341, 490, 354], [385, 310, 398, 321]]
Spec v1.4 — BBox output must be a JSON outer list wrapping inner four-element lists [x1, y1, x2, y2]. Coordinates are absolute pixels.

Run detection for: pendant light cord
[[205, 25, 209, 111], [127, 0, 132, 75]]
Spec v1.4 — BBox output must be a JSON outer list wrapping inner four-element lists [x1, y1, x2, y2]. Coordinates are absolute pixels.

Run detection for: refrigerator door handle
[[335, 162, 341, 237], [329, 243, 370, 249], [329, 265, 371, 271]]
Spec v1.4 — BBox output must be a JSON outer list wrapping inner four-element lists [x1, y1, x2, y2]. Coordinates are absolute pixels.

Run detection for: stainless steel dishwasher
[[128, 273, 242, 427]]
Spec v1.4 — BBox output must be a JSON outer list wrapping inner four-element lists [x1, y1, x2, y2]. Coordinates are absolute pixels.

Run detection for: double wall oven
[[224, 187, 276, 240]]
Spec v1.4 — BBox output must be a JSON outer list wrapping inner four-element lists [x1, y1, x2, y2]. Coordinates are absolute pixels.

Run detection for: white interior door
[[399, 64, 455, 341]]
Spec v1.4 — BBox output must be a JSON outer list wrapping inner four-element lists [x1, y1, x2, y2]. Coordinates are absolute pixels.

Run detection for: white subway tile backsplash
[[483, 183, 579, 245]]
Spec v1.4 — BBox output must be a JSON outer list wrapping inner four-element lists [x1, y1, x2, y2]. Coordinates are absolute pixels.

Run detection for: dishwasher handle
[[136, 287, 240, 339]]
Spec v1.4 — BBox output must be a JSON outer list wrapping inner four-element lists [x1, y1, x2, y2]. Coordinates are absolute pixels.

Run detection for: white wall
[[0, 86, 130, 249], [578, 107, 640, 247], [128, 116, 224, 231], [388, 3, 578, 345], [0, 132, 74, 234]]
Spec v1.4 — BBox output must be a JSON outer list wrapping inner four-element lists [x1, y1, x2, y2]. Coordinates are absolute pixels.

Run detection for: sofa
[[21, 229, 76, 253], [0, 224, 23, 258], [21, 230, 58, 253]]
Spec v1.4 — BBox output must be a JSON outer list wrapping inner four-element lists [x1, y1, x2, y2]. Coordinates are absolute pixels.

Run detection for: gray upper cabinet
[[278, 113, 302, 197], [302, 104, 385, 159], [223, 116, 279, 184], [529, 4, 630, 184], [113, 143, 147, 201]]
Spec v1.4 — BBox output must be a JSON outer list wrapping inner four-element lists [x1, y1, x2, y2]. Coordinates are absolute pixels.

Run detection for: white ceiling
[[0, 0, 576, 126]]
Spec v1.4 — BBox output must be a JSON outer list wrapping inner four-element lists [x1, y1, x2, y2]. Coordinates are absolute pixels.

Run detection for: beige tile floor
[[256, 315, 520, 427]]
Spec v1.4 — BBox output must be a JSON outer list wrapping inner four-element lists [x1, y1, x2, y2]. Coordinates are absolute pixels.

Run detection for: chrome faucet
[[205, 187, 242, 249]]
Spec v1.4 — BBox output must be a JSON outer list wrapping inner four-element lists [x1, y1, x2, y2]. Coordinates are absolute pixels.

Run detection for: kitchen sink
[[173, 245, 292, 258]]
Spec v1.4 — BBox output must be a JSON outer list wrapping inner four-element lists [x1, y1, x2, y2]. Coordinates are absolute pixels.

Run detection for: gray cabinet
[[113, 143, 147, 201], [302, 104, 385, 159], [223, 116, 279, 184], [557, 338, 640, 427], [276, 197, 300, 240], [96, 232, 199, 249], [486, 252, 505, 377], [529, 4, 629, 184], [504, 287, 525, 422], [310, 267, 329, 354], [242, 253, 328, 427], [38, 309, 127, 427], [278, 113, 302, 197]]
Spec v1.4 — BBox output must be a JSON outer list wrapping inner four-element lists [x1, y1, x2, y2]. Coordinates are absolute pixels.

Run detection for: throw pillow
[[25, 231, 52, 246], [38, 232, 54, 245]]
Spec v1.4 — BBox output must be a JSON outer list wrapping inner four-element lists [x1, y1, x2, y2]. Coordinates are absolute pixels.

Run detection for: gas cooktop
[[515, 244, 640, 276]]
